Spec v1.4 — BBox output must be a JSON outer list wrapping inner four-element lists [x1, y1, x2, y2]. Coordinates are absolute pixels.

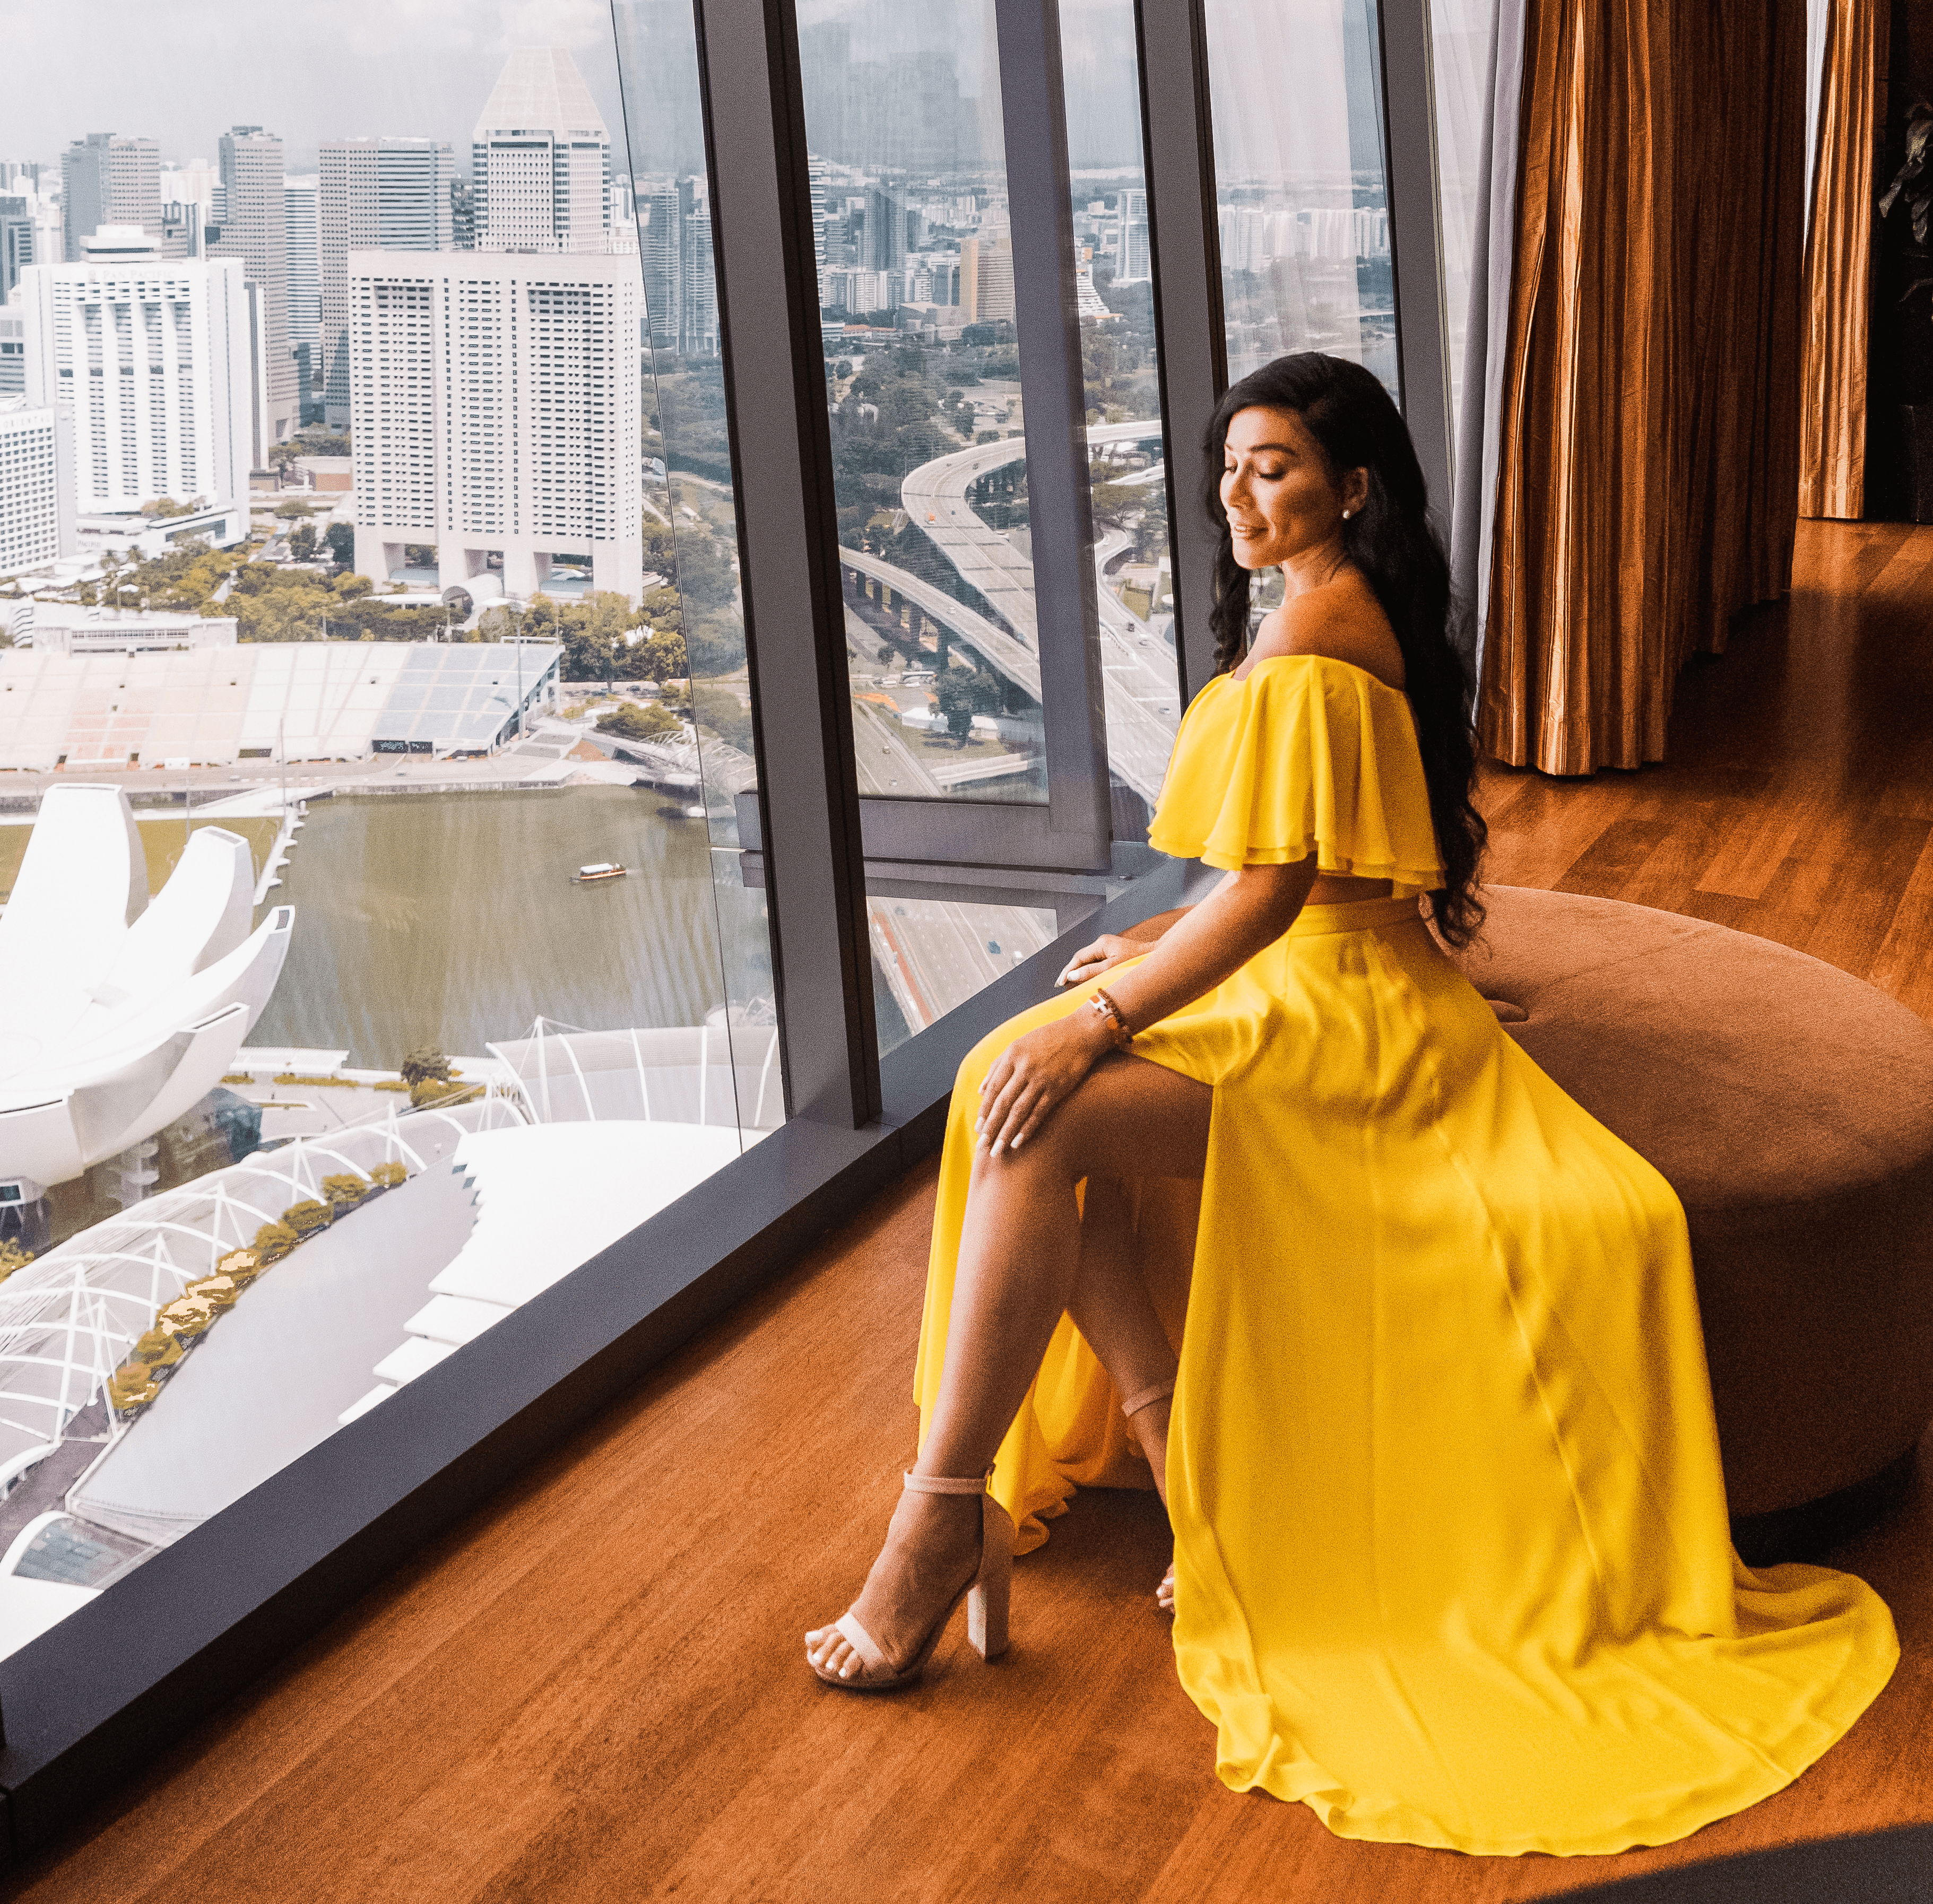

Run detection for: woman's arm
[[978, 857, 1318, 1153], [1053, 906, 1195, 990]]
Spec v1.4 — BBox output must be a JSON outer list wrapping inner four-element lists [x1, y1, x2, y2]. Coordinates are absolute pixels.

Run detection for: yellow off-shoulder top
[[1146, 654, 1445, 896]]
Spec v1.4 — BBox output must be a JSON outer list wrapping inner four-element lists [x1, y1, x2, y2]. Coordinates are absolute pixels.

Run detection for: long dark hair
[[1203, 352, 1485, 945]]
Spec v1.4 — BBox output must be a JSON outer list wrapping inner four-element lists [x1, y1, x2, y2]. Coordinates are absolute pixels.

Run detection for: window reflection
[[1203, 0, 1399, 399], [798, 1, 1049, 810], [0, 8, 770, 1656], [1063, 0, 1181, 844]]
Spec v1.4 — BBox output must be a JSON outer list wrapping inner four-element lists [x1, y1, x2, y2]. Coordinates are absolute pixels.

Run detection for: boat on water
[[572, 863, 628, 883]]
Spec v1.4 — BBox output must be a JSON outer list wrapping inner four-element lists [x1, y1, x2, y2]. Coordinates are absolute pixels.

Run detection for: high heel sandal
[[808, 1468, 1015, 1691], [1121, 1381, 1176, 1611]]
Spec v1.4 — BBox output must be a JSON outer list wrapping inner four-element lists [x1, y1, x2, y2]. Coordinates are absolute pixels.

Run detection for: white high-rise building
[[1115, 188, 1150, 284], [348, 250, 642, 603], [0, 398, 73, 573], [472, 48, 611, 250], [20, 251, 251, 520], [284, 176, 319, 422]]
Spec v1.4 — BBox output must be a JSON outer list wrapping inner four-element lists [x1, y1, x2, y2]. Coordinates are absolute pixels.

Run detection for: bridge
[[835, 420, 1182, 804]]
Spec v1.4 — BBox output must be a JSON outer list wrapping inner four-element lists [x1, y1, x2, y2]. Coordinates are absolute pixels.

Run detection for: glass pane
[[0, 6, 774, 1654], [797, 1, 1048, 809], [1062, 0, 1184, 845], [1430, 0, 1490, 463], [1203, 0, 1399, 401], [868, 886, 1059, 1054]]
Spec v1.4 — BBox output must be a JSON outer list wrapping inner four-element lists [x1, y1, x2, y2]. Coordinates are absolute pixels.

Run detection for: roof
[[473, 48, 609, 143]]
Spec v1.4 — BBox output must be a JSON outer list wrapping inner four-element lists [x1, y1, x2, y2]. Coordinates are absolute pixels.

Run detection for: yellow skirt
[[913, 896, 1897, 1856]]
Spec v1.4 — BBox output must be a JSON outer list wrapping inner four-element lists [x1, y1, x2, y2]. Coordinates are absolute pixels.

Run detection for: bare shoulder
[[1243, 572, 1405, 689]]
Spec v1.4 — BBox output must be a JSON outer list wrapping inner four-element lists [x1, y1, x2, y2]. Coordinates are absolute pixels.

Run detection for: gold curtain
[[1798, 0, 1887, 519], [1478, 0, 1809, 776]]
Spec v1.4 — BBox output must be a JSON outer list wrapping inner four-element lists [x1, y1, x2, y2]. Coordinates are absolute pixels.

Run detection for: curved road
[[857, 420, 1183, 804]]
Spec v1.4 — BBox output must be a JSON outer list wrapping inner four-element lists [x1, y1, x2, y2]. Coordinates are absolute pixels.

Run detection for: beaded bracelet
[[1089, 986, 1134, 1051]]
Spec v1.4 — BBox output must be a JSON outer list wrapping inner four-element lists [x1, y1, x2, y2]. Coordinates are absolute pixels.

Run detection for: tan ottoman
[[1458, 886, 1933, 1562]]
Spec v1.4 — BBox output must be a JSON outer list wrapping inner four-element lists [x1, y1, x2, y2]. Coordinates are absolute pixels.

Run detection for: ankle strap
[[1120, 1380, 1175, 1420], [904, 1466, 994, 1496]]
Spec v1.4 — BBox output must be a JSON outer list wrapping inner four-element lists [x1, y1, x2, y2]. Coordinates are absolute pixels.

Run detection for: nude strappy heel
[[809, 1468, 1015, 1691], [1121, 1382, 1177, 1611]]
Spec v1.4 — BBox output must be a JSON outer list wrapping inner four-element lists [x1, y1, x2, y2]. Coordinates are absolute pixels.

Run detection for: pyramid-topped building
[[471, 47, 611, 249]]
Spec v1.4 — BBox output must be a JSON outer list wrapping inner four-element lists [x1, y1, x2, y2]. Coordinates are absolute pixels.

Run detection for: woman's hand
[[977, 1010, 1113, 1155], [1055, 933, 1142, 990]]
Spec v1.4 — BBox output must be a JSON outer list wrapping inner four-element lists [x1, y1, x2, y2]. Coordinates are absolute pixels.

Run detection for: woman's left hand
[[977, 1011, 1112, 1155]]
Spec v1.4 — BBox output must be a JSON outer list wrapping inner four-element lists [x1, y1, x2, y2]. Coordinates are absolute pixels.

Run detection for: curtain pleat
[[1798, 0, 1886, 520], [1477, 0, 1809, 776]]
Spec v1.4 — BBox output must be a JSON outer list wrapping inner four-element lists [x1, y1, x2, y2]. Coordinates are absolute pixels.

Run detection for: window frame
[[0, 0, 1457, 1857]]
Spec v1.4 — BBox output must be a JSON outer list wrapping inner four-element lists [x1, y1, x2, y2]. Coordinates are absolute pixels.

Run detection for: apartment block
[[347, 249, 643, 603], [209, 126, 296, 450]]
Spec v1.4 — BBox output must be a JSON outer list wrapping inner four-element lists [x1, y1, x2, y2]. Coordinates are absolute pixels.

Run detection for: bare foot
[[805, 1487, 984, 1684], [1157, 1559, 1175, 1613]]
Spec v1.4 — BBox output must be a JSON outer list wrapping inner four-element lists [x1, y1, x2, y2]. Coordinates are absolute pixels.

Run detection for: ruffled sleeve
[[1146, 656, 1445, 892]]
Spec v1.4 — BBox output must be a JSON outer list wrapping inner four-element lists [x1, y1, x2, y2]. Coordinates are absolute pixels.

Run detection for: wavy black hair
[[1204, 351, 1486, 945]]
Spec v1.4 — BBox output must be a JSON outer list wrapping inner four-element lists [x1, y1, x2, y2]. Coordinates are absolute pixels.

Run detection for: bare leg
[[1065, 1175, 1178, 1501], [807, 1056, 1210, 1677]]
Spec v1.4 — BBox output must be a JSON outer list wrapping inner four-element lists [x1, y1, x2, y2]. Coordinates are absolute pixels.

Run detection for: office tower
[[641, 179, 691, 351], [1115, 188, 1150, 283], [19, 254, 252, 518], [680, 204, 717, 355], [808, 155, 828, 289], [347, 250, 643, 602], [317, 139, 455, 429], [450, 179, 476, 250], [863, 185, 906, 273], [159, 203, 203, 261], [0, 163, 41, 195], [960, 231, 1013, 324], [0, 399, 73, 572], [210, 126, 296, 449], [285, 176, 319, 421], [0, 310, 23, 396], [60, 134, 160, 260], [471, 47, 611, 249], [1, 197, 32, 301]]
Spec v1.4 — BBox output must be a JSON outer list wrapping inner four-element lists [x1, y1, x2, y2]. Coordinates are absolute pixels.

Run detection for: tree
[[324, 522, 355, 568], [401, 1047, 452, 1088], [288, 523, 318, 562], [273, 499, 315, 520], [597, 700, 682, 743]]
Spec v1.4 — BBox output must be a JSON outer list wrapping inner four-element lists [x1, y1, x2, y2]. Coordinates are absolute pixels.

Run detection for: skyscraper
[[210, 127, 296, 450], [19, 253, 252, 518], [317, 139, 454, 429], [680, 204, 717, 356], [285, 176, 319, 422], [641, 180, 691, 351], [471, 48, 611, 250], [863, 185, 906, 273], [348, 250, 643, 602], [60, 134, 160, 261], [1115, 188, 1150, 284], [1, 197, 33, 302]]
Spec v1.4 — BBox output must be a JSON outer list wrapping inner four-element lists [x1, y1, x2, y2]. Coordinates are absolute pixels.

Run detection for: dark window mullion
[[996, 0, 1112, 873], [690, 0, 881, 1126], [1134, 0, 1227, 706]]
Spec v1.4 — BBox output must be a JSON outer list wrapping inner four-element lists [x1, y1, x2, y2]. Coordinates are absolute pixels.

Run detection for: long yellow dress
[[912, 654, 1897, 1856]]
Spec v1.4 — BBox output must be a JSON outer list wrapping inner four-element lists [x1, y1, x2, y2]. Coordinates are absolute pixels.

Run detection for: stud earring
[[1341, 508, 1353, 521]]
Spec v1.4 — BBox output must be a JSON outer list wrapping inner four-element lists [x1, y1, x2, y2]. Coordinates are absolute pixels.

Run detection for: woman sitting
[[805, 351, 1896, 1857]]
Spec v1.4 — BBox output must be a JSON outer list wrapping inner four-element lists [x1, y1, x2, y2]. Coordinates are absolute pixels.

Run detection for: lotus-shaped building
[[0, 786, 293, 1232]]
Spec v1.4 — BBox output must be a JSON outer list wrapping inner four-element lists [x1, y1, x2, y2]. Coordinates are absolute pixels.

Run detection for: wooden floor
[[12, 521, 1933, 1903]]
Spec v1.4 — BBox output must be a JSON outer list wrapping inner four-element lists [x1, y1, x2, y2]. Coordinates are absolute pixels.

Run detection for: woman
[[805, 353, 1897, 1856]]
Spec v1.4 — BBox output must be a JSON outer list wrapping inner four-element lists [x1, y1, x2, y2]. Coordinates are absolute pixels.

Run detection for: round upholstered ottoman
[[1457, 886, 1933, 1562]]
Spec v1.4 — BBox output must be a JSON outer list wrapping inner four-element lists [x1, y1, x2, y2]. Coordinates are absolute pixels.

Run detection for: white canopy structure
[[0, 786, 293, 1204]]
